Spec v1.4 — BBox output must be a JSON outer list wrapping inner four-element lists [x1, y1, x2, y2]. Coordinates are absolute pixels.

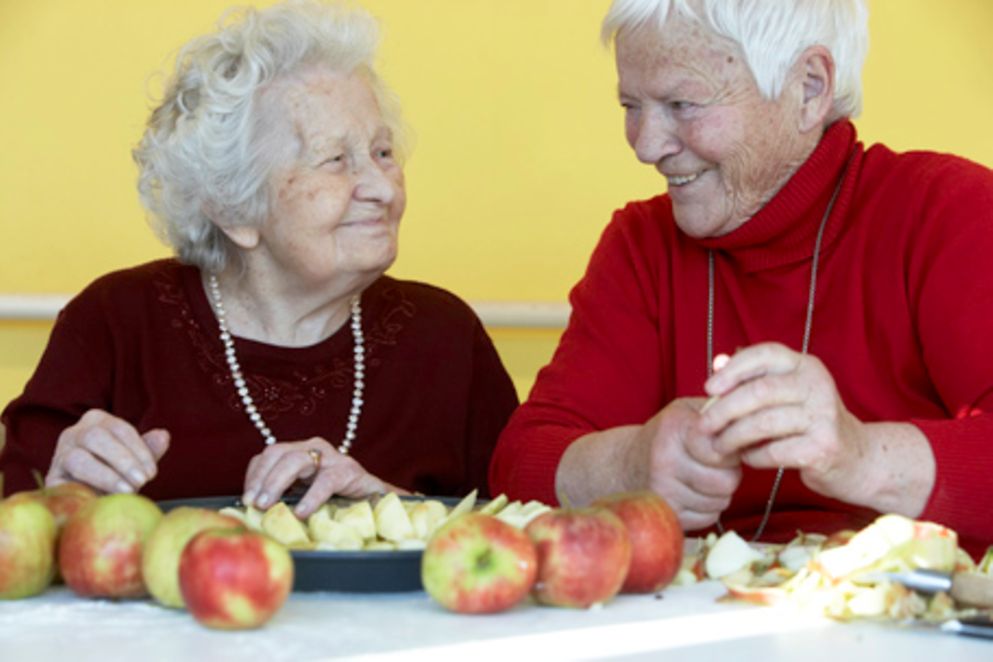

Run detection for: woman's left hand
[[697, 342, 870, 503], [242, 438, 410, 519]]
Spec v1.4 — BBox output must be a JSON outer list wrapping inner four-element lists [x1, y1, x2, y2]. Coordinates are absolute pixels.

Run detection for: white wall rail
[[0, 295, 569, 329]]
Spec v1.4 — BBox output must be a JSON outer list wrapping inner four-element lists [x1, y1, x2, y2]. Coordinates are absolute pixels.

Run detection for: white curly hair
[[601, 0, 868, 122], [134, 0, 406, 272]]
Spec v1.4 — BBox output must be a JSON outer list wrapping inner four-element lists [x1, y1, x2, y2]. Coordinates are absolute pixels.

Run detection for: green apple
[[0, 497, 58, 599], [421, 512, 537, 614], [142, 506, 242, 608], [179, 528, 294, 629], [59, 493, 162, 598]]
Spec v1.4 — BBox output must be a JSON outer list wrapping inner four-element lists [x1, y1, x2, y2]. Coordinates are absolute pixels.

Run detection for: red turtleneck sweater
[[489, 121, 993, 557]]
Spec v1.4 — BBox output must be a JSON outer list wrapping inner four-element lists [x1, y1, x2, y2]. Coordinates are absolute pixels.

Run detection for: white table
[[1, 582, 989, 661]]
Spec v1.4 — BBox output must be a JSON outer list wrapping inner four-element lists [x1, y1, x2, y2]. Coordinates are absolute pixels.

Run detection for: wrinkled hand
[[242, 438, 410, 519], [698, 342, 869, 502], [46, 409, 170, 494], [639, 398, 742, 531]]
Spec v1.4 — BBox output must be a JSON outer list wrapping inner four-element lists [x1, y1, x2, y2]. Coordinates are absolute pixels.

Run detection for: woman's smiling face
[[616, 18, 814, 238], [241, 67, 406, 287]]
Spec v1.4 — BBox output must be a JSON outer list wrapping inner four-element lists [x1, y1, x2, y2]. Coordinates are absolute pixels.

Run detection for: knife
[[940, 615, 993, 640], [879, 569, 993, 609]]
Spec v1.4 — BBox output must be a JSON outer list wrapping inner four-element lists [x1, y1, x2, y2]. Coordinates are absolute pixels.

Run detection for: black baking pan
[[157, 495, 461, 593]]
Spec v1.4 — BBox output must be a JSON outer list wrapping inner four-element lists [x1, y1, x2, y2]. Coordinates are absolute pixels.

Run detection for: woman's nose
[[353, 159, 396, 204], [632, 109, 680, 165]]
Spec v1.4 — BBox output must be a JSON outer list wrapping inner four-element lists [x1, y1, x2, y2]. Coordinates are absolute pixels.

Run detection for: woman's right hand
[[46, 409, 170, 494], [638, 398, 743, 531]]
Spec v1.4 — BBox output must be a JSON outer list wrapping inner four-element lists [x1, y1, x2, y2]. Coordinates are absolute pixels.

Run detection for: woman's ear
[[202, 202, 261, 250], [795, 45, 835, 133]]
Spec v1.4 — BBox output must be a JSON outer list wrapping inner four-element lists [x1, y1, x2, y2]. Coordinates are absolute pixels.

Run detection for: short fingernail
[[129, 470, 146, 485], [257, 493, 271, 508], [242, 490, 257, 505], [116, 481, 134, 494]]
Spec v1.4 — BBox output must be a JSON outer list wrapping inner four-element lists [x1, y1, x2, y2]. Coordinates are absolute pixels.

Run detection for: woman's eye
[[376, 147, 393, 159], [320, 154, 345, 166], [670, 101, 696, 112]]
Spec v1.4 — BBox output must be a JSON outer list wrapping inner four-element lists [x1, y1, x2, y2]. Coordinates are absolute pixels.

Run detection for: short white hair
[[601, 0, 868, 121], [134, 0, 406, 272]]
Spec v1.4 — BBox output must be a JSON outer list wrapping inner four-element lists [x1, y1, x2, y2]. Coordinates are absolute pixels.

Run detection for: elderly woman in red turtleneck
[[490, 0, 993, 558], [0, 1, 518, 518]]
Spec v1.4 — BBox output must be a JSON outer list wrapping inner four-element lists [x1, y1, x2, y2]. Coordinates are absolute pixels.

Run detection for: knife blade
[[880, 569, 993, 609], [940, 615, 993, 640]]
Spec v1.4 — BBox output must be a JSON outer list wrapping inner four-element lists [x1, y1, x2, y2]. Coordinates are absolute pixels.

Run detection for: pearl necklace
[[207, 274, 365, 454]]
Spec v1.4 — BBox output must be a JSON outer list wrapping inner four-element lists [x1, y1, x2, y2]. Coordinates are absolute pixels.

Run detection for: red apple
[[525, 507, 631, 608], [179, 528, 293, 629], [142, 507, 243, 608], [421, 512, 537, 614], [59, 493, 163, 598], [593, 491, 684, 593], [0, 497, 58, 599]]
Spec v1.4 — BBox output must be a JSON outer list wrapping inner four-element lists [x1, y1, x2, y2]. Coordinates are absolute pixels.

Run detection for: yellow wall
[[2, 0, 992, 409]]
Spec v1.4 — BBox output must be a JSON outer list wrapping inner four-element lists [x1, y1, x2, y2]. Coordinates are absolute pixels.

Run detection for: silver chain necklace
[[207, 274, 365, 454], [706, 160, 848, 541]]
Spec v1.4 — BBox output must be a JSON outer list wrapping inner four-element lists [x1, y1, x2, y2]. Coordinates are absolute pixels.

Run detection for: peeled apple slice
[[705, 530, 765, 579]]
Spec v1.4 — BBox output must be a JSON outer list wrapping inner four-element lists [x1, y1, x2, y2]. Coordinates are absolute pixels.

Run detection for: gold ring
[[307, 449, 322, 470]]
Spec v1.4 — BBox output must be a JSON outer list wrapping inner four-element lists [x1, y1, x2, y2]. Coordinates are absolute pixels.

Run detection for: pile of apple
[[420, 490, 684, 613], [0, 484, 292, 630]]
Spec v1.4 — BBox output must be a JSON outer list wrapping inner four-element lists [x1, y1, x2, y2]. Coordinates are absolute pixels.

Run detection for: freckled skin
[[242, 67, 406, 291], [616, 17, 819, 238]]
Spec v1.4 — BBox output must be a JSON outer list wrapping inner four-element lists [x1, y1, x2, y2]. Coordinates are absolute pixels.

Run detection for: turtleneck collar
[[695, 120, 862, 273]]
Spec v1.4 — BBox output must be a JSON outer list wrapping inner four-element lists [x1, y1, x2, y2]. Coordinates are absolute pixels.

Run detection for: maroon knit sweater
[[2, 264, 518, 500], [490, 121, 993, 557]]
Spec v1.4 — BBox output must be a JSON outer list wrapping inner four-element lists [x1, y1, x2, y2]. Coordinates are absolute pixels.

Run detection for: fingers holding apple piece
[[421, 512, 538, 614]]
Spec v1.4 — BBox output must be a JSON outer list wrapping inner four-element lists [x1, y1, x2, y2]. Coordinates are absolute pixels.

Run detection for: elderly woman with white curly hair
[[0, 0, 518, 518], [491, 0, 993, 558]]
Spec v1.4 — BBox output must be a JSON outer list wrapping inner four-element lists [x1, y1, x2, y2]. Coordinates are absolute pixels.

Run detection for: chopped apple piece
[[243, 505, 264, 531], [408, 500, 448, 540], [396, 538, 427, 551], [311, 520, 364, 551], [363, 540, 397, 551], [705, 530, 765, 579], [334, 500, 377, 540], [441, 489, 477, 525], [218, 506, 247, 525], [374, 493, 415, 542], [261, 502, 310, 547], [478, 493, 508, 515]]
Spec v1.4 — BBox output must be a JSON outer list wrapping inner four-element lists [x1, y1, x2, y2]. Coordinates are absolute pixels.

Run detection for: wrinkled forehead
[[258, 66, 386, 155], [615, 16, 747, 87]]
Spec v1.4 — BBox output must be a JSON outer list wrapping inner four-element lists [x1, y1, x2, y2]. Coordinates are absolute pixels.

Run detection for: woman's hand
[[698, 342, 870, 502], [46, 409, 170, 494], [639, 398, 743, 531], [242, 438, 410, 519]]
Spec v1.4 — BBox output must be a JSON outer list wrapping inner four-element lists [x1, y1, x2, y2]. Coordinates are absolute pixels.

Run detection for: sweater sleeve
[[489, 205, 670, 504], [0, 294, 115, 495], [906, 157, 993, 545], [458, 319, 519, 499]]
